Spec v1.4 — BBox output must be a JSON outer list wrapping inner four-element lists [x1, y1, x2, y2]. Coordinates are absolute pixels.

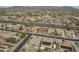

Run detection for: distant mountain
[[0, 6, 79, 12]]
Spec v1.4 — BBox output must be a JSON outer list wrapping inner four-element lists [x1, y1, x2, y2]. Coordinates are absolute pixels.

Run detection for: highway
[[26, 32, 79, 42], [0, 20, 79, 30], [0, 28, 19, 33], [0, 28, 79, 42]]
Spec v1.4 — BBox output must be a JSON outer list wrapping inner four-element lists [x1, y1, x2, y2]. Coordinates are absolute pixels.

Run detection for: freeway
[[0, 28, 79, 42], [0, 28, 19, 33], [27, 32, 79, 42], [0, 20, 79, 30]]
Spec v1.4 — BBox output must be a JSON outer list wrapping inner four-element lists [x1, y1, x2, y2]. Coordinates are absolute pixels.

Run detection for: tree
[[19, 32, 26, 38], [6, 37, 17, 43]]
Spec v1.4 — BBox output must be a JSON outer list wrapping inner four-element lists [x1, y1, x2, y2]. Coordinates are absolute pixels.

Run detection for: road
[[0, 20, 79, 30], [0, 28, 79, 42], [10, 34, 32, 52]]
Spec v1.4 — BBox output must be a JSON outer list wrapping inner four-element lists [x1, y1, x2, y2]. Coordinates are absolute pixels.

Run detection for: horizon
[[0, 6, 79, 9]]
